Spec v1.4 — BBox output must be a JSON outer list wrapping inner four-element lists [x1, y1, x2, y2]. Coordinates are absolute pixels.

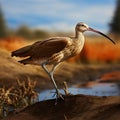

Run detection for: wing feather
[[11, 45, 32, 57], [12, 37, 71, 59], [31, 37, 70, 58]]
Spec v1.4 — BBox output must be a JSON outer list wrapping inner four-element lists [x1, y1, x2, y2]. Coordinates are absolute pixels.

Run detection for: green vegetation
[[15, 24, 49, 39], [1, 0, 120, 40], [0, 5, 49, 39], [110, 0, 120, 34], [0, 5, 8, 38]]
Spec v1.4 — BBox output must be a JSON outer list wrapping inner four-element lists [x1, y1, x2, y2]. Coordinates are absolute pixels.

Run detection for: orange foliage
[[84, 41, 120, 62], [0, 37, 26, 51], [99, 71, 120, 81], [68, 36, 120, 63]]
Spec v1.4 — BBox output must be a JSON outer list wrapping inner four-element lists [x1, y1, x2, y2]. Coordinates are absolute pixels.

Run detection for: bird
[[11, 22, 115, 101]]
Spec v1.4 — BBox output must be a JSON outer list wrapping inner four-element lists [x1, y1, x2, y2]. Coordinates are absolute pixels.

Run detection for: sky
[[1, 0, 116, 33]]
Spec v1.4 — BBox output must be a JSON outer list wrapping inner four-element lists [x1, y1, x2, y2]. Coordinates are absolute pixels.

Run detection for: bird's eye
[[81, 24, 84, 27]]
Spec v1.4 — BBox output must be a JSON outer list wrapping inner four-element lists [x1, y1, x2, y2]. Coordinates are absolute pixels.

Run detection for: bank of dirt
[[5, 95, 120, 120]]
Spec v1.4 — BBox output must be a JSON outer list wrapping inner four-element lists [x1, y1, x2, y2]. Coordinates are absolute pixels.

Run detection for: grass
[[0, 78, 38, 118]]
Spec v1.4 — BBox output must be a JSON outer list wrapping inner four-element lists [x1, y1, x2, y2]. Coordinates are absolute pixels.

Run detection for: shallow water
[[39, 83, 120, 101]]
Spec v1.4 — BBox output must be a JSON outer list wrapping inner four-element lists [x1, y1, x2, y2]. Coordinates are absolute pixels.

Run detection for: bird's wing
[[11, 45, 32, 57], [30, 37, 72, 58]]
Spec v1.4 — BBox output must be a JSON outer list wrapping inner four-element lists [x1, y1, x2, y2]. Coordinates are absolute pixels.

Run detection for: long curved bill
[[88, 27, 116, 45]]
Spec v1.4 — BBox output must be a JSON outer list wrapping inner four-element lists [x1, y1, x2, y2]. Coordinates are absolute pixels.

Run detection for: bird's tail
[[18, 58, 31, 65], [11, 45, 32, 57]]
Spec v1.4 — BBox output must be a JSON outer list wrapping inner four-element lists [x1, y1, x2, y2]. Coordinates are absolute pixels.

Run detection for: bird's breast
[[45, 39, 85, 64], [67, 40, 85, 56]]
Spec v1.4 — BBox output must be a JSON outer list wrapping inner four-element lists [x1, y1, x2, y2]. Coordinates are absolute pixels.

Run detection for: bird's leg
[[42, 63, 49, 74], [50, 65, 64, 95], [50, 64, 64, 104], [42, 63, 64, 104]]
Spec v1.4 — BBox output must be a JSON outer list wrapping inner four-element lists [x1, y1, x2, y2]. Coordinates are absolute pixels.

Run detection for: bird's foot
[[53, 90, 64, 105]]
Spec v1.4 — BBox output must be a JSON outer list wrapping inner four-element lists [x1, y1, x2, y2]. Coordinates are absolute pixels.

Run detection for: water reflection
[[39, 83, 120, 101]]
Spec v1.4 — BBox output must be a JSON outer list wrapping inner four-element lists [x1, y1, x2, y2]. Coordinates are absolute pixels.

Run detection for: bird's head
[[76, 22, 89, 32], [76, 22, 115, 44]]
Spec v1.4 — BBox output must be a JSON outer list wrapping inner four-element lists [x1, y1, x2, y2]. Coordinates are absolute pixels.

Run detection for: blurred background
[[0, 0, 120, 113], [0, 1, 120, 118], [0, 0, 120, 63]]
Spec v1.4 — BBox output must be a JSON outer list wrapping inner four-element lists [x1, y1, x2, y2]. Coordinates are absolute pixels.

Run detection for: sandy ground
[[0, 49, 120, 120]]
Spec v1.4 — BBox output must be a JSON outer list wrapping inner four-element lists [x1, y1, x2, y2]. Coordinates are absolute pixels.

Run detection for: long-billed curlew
[[11, 22, 115, 102]]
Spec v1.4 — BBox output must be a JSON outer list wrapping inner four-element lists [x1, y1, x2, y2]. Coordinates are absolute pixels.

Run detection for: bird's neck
[[75, 30, 84, 41]]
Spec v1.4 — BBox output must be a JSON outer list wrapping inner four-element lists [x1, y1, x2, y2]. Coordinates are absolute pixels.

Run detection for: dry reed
[[0, 78, 38, 118]]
